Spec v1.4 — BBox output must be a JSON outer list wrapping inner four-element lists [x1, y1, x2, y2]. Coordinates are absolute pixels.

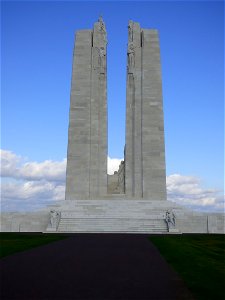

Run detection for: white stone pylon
[[65, 17, 108, 200], [125, 21, 167, 200]]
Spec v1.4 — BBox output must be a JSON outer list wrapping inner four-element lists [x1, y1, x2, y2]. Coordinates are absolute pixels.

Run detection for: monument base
[[1, 200, 224, 234], [168, 229, 181, 234], [45, 227, 57, 232], [43, 200, 224, 234]]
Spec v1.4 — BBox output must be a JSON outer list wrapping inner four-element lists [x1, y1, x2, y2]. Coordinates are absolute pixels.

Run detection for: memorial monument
[[1, 18, 224, 234], [65, 17, 166, 201]]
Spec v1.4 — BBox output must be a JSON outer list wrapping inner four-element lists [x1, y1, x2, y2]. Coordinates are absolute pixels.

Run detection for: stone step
[[59, 212, 169, 218], [57, 218, 168, 233], [59, 218, 166, 222], [58, 224, 167, 230], [58, 230, 167, 233], [58, 225, 166, 230], [58, 223, 166, 227], [59, 217, 166, 221]]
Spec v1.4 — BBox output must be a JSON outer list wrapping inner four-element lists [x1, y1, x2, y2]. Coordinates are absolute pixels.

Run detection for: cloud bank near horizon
[[1, 149, 224, 212]]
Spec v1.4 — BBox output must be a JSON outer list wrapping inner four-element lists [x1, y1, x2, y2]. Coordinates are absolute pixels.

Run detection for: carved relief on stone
[[164, 210, 176, 230], [128, 20, 134, 43], [93, 46, 106, 73], [98, 46, 106, 73], [92, 47, 99, 71], [127, 42, 135, 73], [49, 210, 60, 229]]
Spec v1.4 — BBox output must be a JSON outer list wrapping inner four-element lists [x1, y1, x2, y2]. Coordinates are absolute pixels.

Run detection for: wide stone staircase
[[53, 200, 174, 233], [57, 216, 167, 233]]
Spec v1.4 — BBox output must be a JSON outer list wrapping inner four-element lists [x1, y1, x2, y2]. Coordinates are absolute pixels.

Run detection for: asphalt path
[[1, 234, 194, 300]]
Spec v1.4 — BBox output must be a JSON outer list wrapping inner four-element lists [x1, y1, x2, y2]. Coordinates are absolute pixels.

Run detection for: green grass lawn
[[150, 234, 225, 300], [0, 233, 68, 258]]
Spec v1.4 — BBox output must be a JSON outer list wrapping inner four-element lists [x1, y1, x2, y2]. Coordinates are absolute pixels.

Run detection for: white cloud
[[1, 180, 65, 201], [166, 174, 224, 212], [1, 179, 65, 212], [20, 160, 66, 181], [1, 149, 66, 211], [107, 156, 123, 175], [1, 149, 66, 181], [1, 149, 21, 177], [1, 149, 224, 213]]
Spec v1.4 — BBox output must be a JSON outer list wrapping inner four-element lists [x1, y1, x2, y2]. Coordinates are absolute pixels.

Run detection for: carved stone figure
[[98, 16, 107, 43], [164, 210, 176, 230], [171, 211, 176, 226], [128, 20, 133, 43], [50, 210, 60, 228], [99, 46, 106, 73], [128, 43, 135, 73], [98, 16, 105, 31]]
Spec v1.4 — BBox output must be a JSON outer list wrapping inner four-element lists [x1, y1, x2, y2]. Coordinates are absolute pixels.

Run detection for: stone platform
[[45, 200, 224, 234], [1, 200, 224, 234], [51, 200, 170, 233]]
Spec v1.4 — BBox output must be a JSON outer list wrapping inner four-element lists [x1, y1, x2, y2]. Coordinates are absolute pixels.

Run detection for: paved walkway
[[1, 234, 194, 300]]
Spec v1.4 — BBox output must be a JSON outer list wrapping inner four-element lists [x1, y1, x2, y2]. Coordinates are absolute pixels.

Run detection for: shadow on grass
[[149, 234, 225, 300], [0, 233, 68, 258]]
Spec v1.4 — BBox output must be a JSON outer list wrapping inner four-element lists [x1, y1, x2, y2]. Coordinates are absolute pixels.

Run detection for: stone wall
[[1, 211, 49, 232], [176, 213, 225, 234], [107, 161, 125, 194], [107, 173, 120, 194], [118, 161, 125, 193]]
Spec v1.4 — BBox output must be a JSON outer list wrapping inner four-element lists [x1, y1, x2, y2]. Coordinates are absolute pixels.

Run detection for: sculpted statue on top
[[98, 16, 107, 44]]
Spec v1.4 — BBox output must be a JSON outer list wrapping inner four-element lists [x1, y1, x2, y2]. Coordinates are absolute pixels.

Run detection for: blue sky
[[1, 1, 224, 211]]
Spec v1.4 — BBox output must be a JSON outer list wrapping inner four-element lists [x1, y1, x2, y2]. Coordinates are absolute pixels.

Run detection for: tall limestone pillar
[[125, 21, 167, 200], [65, 17, 107, 200], [125, 21, 143, 199]]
